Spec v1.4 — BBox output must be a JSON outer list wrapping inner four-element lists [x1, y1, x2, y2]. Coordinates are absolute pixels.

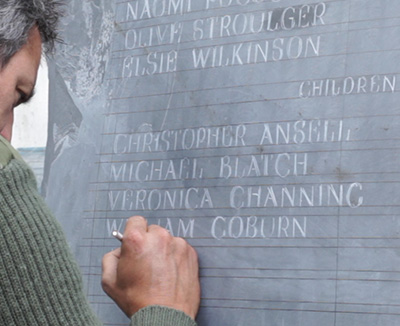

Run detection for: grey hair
[[0, 0, 63, 67]]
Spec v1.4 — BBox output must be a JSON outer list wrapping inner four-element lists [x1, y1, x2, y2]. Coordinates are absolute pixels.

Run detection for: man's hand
[[101, 216, 200, 319]]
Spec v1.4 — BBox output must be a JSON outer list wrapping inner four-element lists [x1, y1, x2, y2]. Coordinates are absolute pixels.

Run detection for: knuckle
[[158, 228, 173, 242], [102, 252, 112, 267], [151, 225, 172, 240], [125, 228, 143, 241], [126, 215, 147, 228], [189, 245, 198, 259], [173, 237, 194, 259], [101, 275, 112, 293], [101, 277, 108, 290], [189, 247, 199, 267], [130, 215, 146, 223], [124, 229, 145, 248], [174, 236, 188, 249]]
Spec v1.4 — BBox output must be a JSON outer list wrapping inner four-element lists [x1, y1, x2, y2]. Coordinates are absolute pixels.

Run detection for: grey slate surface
[[18, 148, 45, 189], [43, 1, 400, 325]]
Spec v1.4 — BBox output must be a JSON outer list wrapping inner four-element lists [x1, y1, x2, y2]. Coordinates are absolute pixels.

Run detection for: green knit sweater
[[0, 136, 197, 326]]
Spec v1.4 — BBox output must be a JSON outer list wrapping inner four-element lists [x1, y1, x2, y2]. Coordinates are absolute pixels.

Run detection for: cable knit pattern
[[0, 155, 197, 325]]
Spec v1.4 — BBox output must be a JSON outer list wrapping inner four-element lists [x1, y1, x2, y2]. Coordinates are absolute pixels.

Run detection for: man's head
[[0, 0, 62, 141], [0, 0, 62, 68]]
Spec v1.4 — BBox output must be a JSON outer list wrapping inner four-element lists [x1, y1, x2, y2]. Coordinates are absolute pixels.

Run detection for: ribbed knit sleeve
[[130, 306, 197, 326], [0, 158, 198, 326], [0, 159, 102, 325]]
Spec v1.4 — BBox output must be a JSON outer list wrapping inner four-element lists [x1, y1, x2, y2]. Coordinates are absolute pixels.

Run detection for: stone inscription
[[90, 1, 400, 323], [117, 2, 327, 77], [102, 114, 365, 240], [54, 1, 400, 325], [98, 0, 391, 243]]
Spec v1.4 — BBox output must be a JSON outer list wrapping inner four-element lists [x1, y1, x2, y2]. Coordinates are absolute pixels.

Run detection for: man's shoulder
[[0, 136, 23, 169], [0, 137, 13, 168]]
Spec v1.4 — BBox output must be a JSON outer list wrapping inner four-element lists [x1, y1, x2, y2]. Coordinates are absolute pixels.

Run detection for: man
[[0, 0, 200, 325]]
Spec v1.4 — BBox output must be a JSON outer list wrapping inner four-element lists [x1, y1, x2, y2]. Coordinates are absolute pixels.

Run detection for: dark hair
[[0, 0, 63, 67]]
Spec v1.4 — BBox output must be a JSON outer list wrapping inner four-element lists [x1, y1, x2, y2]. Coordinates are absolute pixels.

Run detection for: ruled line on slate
[[77, 244, 400, 250], [198, 306, 400, 315], [93, 152, 348, 161], [107, 41, 400, 81], [88, 294, 333, 304], [79, 265, 400, 275], [112, 0, 400, 55], [91, 304, 400, 317], [103, 113, 400, 122], [114, 0, 344, 26], [106, 72, 399, 103], [111, 10, 400, 55], [84, 298, 400, 317], [83, 205, 400, 214], [201, 298, 400, 307], [95, 145, 400, 163], [106, 86, 400, 115], [90, 172, 400, 185], [112, 11, 400, 42], [80, 271, 400, 284], [82, 236, 400, 241], [200, 277, 400, 282], [88, 178, 400, 191], [86, 295, 400, 310], [81, 214, 399, 221], [112, 0, 346, 53], [97, 133, 400, 147]]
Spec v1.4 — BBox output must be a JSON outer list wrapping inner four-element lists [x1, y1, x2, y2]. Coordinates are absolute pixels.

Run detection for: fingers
[[101, 217, 201, 319], [101, 248, 121, 293], [148, 224, 174, 246], [122, 216, 149, 253], [172, 236, 191, 257], [125, 216, 148, 235]]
